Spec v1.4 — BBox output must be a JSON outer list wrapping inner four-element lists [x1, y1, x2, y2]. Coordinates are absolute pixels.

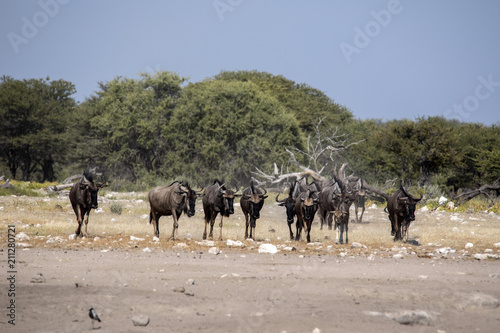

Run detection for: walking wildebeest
[[202, 180, 239, 240], [276, 182, 299, 240], [347, 176, 366, 223], [386, 184, 422, 242], [334, 198, 350, 244], [241, 181, 268, 240], [148, 181, 201, 240], [295, 189, 319, 243], [69, 170, 106, 238], [317, 181, 342, 230]]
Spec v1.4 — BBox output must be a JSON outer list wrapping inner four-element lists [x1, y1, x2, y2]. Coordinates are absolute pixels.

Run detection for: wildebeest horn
[[275, 194, 285, 203], [260, 187, 267, 196]]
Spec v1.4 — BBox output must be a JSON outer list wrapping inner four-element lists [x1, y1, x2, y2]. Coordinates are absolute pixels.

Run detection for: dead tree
[[454, 181, 500, 204]]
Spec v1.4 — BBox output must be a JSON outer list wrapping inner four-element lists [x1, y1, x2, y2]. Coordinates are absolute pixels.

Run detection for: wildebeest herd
[[69, 170, 422, 244]]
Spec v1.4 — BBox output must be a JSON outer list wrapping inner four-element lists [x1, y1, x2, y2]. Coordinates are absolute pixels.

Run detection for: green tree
[[214, 70, 353, 133], [0, 76, 76, 181], [164, 79, 305, 185], [76, 71, 187, 182]]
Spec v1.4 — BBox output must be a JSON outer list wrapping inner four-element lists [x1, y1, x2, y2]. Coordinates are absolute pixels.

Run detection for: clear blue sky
[[1, 0, 499, 125]]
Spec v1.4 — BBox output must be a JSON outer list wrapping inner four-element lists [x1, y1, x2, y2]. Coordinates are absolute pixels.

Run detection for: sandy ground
[[1, 194, 500, 332], [1, 247, 500, 333]]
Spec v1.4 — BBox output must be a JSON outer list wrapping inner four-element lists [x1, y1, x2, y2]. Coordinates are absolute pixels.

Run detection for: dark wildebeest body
[[202, 180, 238, 240], [317, 181, 342, 230], [241, 181, 268, 240], [386, 185, 422, 242], [148, 181, 199, 240], [276, 182, 299, 240], [294, 189, 319, 243], [69, 171, 105, 238]]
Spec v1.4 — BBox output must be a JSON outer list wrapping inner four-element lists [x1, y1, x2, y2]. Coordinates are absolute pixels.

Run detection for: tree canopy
[[0, 71, 499, 194]]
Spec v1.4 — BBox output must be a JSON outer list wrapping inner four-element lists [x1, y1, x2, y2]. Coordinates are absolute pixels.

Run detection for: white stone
[[474, 253, 489, 260], [258, 244, 278, 254], [438, 196, 448, 205], [142, 247, 151, 253], [208, 247, 220, 255], [16, 232, 30, 241], [226, 239, 244, 247], [465, 242, 474, 249], [419, 206, 429, 212], [393, 254, 404, 259], [130, 236, 145, 241]]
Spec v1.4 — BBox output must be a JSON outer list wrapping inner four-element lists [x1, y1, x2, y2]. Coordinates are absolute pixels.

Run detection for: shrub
[[110, 202, 123, 215]]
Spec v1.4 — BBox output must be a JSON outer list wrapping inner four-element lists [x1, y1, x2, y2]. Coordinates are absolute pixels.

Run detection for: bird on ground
[[89, 307, 101, 329]]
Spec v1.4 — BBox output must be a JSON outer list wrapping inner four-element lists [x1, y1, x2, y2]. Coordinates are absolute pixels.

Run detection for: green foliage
[[1, 70, 499, 196], [75, 72, 187, 181], [164, 79, 305, 185], [0, 76, 76, 181], [214, 70, 353, 133]]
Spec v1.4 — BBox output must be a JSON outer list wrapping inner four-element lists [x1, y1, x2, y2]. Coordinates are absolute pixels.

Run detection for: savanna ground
[[1, 190, 499, 333]]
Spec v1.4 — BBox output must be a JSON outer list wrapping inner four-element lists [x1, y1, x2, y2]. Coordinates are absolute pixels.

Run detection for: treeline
[[1, 71, 498, 193]]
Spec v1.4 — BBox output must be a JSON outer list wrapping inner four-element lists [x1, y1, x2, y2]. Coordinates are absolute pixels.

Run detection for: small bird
[[89, 307, 101, 329]]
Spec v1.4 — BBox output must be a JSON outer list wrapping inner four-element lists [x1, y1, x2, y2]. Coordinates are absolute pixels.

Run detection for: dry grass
[[1, 193, 499, 258]]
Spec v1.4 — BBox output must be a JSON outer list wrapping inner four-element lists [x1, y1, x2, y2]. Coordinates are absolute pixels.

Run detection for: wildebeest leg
[[294, 218, 302, 241], [402, 221, 409, 243], [338, 222, 344, 244], [328, 213, 333, 230], [358, 201, 365, 224], [244, 213, 250, 239], [389, 213, 397, 236], [74, 206, 83, 238], [305, 220, 312, 243], [83, 211, 90, 238], [354, 201, 359, 223], [150, 211, 160, 238], [319, 211, 325, 230], [208, 215, 216, 240], [345, 218, 349, 244], [170, 211, 178, 240], [218, 215, 224, 241], [203, 211, 210, 240], [288, 220, 294, 240]]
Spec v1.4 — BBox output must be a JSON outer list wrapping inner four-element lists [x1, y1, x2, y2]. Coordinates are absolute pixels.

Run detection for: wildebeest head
[[178, 183, 203, 217], [398, 186, 423, 222], [80, 173, 103, 209], [243, 182, 268, 220], [332, 198, 349, 224], [300, 190, 318, 221], [276, 182, 296, 224], [217, 183, 240, 216]]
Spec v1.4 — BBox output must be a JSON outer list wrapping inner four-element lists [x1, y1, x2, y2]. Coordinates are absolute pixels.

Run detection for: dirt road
[[3, 246, 499, 333]]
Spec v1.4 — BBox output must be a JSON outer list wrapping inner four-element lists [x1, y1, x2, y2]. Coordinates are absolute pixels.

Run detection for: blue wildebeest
[[148, 181, 201, 240], [333, 196, 350, 244], [294, 189, 319, 243], [275, 181, 300, 240], [202, 180, 239, 240], [386, 184, 422, 242], [241, 181, 268, 240], [69, 170, 106, 238], [317, 180, 343, 230]]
